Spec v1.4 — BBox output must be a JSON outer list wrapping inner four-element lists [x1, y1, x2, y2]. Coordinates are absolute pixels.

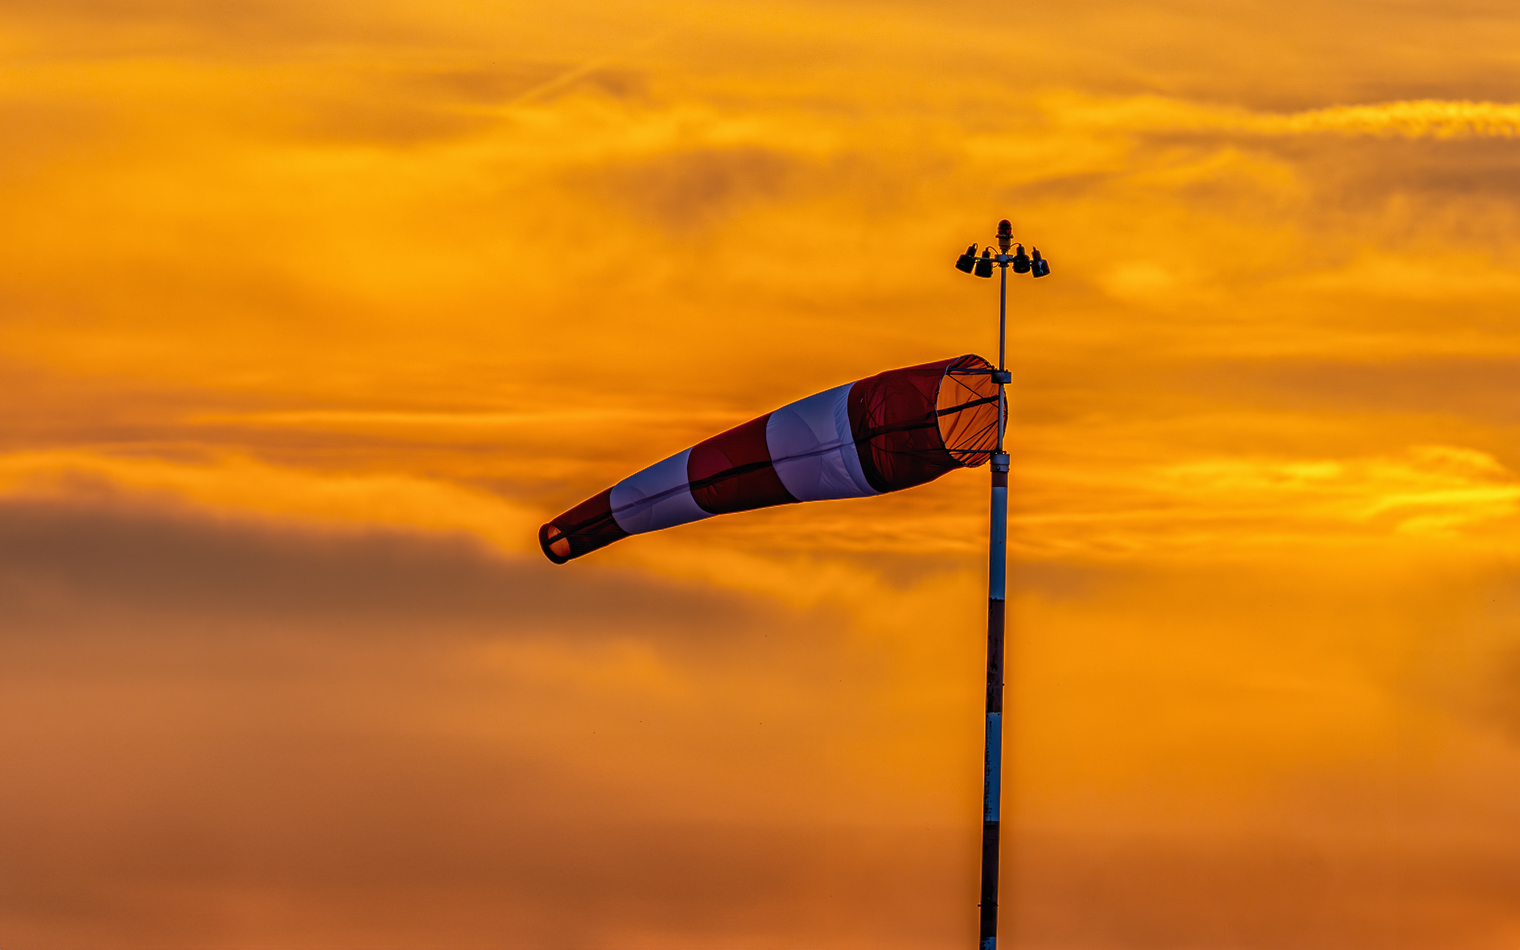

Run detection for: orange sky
[[4, 1, 1520, 947]]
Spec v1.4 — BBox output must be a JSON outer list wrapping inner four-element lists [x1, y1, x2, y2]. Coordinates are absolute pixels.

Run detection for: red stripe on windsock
[[687, 413, 798, 515], [848, 358, 967, 493]]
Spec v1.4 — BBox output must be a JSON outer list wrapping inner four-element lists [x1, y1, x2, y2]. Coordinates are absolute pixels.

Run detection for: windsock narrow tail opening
[[539, 489, 628, 564], [540, 354, 1000, 563]]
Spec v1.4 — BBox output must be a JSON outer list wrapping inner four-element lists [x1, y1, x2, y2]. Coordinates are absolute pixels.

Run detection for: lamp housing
[[974, 248, 995, 278], [955, 244, 978, 274], [1031, 248, 1049, 278]]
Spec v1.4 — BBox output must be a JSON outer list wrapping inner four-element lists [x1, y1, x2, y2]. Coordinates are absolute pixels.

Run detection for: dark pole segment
[[998, 261, 1008, 375]]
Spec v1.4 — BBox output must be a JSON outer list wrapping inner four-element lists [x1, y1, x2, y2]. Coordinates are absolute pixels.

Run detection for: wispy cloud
[[0, 450, 540, 553], [1044, 94, 1520, 139]]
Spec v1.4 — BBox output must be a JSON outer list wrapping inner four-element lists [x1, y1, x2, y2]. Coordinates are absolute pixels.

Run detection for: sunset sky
[[4, 1, 1520, 947]]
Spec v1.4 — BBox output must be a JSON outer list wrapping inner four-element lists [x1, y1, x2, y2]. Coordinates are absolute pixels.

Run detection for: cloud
[[1009, 830, 1519, 949], [587, 146, 799, 234], [0, 450, 542, 555], [6, 0, 1520, 945], [1043, 94, 1520, 140], [0, 497, 783, 639], [1150, 445, 1520, 540], [0, 495, 979, 949], [6, 492, 1520, 948], [1272, 100, 1520, 139]]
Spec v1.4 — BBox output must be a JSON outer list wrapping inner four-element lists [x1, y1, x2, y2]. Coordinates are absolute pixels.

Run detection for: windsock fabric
[[539, 354, 1001, 563]]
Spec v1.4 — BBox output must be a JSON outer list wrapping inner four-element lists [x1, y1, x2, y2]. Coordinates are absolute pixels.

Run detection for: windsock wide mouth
[[936, 354, 1001, 467]]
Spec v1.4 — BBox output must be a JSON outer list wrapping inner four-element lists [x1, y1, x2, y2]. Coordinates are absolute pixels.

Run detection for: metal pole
[[978, 261, 1010, 950], [997, 261, 1008, 383]]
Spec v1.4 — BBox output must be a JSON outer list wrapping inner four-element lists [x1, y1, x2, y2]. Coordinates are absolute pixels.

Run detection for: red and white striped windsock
[[539, 354, 1002, 563]]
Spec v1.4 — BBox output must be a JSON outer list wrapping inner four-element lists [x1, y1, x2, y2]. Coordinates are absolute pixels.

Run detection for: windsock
[[539, 354, 1002, 563]]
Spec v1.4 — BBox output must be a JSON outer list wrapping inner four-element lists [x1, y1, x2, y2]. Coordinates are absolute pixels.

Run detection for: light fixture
[[1031, 248, 1049, 278], [951, 220, 1051, 284], [974, 247, 995, 278]]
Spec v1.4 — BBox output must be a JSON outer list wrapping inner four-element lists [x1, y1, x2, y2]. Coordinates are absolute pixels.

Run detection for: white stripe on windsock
[[766, 383, 879, 503], [609, 448, 709, 535]]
